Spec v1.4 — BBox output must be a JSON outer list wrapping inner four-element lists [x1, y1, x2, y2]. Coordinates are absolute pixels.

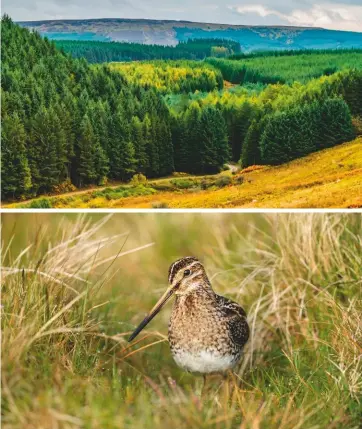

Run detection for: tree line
[[170, 68, 361, 167], [229, 47, 362, 60], [56, 38, 241, 63], [207, 50, 362, 85]]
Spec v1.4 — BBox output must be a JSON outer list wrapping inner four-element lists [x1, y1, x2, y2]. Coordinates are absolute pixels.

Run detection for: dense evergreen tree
[[172, 102, 229, 175], [241, 119, 263, 167], [318, 98, 355, 148], [56, 38, 240, 63], [207, 51, 362, 85], [341, 70, 362, 116], [1, 114, 32, 198], [182, 102, 203, 173], [143, 114, 158, 177], [260, 98, 355, 165], [29, 105, 63, 192], [158, 121, 175, 176], [131, 116, 148, 174], [171, 116, 188, 173], [107, 111, 132, 179], [1, 16, 177, 198], [77, 115, 98, 186], [224, 101, 255, 162], [199, 106, 230, 174]]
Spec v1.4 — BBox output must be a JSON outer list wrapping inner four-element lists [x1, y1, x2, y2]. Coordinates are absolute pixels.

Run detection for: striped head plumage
[[167, 256, 211, 296]]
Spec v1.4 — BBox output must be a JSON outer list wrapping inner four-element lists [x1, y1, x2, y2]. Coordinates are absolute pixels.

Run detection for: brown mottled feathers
[[215, 294, 250, 347], [165, 257, 250, 373]]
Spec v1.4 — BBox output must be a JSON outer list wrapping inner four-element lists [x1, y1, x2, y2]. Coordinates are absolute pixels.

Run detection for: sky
[[3, 0, 362, 32]]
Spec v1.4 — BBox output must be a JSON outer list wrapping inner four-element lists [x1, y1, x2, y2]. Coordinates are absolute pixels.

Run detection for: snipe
[[129, 257, 249, 374]]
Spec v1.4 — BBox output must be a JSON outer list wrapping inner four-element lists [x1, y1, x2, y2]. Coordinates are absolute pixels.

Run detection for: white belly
[[172, 349, 238, 374]]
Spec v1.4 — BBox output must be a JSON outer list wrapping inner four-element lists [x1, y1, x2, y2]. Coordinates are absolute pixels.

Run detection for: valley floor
[[5, 138, 362, 209]]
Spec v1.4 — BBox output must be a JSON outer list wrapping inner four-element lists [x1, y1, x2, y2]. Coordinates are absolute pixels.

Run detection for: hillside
[[8, 138, 362, 209], [3, 17, 361, 205], [132, 138, 362, 209], [18, 18, 362, 50], [0, 17, 180, 198], [102, 138, 362, 209], [157, 138, 361, 209]]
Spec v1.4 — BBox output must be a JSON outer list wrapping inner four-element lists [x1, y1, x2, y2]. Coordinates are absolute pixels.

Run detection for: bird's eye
[[183, 269, 191, 277]]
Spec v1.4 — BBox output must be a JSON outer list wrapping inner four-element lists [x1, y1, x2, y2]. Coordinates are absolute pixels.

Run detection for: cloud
[[2, 0, 362, 31], [3, 0, 144, 21], [230, 3, 362, 31]]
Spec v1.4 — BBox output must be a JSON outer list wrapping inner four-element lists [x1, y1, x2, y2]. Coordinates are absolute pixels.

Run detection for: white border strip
[[1, 208, 361, 214]]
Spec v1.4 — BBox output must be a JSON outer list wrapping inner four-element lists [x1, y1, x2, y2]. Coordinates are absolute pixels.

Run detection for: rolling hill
[[18, 18, 362, 51]]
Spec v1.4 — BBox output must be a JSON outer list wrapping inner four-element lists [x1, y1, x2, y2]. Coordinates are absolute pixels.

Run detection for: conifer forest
[[2, 15, 362, 200]]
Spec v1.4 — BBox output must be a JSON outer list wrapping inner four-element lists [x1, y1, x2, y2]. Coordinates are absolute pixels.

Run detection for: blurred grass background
[[1, 213, 362, 428]]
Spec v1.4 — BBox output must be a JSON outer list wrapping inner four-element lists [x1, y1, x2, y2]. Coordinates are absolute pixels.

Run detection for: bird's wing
[[216, 294, 250, 347]]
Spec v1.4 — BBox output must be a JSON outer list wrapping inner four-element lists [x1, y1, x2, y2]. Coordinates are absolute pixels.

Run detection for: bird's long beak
[[128, 286, 174, 342]]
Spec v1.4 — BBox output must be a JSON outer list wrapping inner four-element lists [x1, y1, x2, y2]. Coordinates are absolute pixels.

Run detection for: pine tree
[[54, 101, 75, 178], [29, 105, 61, 192], [241, 119, 262, 167], [1, 114, 32, 198], [171, 115, 188, 173], [260, 112, 292, 165], [227, 102, 255, 162], [131, 116, 148, 174], [77, 115, 97, 186], [143, 114, 159, 177], [107, 110, 136, 180], [318, 98, 354, 148], [183, 102, 202, 173], [259, 97, 354, 165], [158, 120, 174, 176], [199, 106, 230, 174], [93, 141, 109, 184], [91, 101, 110, 155]]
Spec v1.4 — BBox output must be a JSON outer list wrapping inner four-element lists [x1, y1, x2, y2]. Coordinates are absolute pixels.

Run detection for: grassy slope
[[5, 138, 361, 209], [109, 138, 362, 208], [2, 213, 362, 429]]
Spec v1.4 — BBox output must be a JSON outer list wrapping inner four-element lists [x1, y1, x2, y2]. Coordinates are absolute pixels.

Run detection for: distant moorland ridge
[[18, 18, 362, 50]]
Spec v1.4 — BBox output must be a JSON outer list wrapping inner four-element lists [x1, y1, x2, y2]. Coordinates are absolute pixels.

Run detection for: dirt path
[[3, 173, 204, 207], [4, 165, 238, 208], [4, 182, 124, 206], [226, 163, 239, 173]]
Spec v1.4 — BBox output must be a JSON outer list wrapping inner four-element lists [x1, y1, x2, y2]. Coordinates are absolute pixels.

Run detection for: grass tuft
[[2, 213, 361, 428]]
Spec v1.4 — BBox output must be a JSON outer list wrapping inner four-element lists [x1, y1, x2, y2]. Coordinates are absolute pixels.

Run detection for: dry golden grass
[[5, 138, 361, 209], [2, 213, 362, 428], [116, 138, 362, 208]]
